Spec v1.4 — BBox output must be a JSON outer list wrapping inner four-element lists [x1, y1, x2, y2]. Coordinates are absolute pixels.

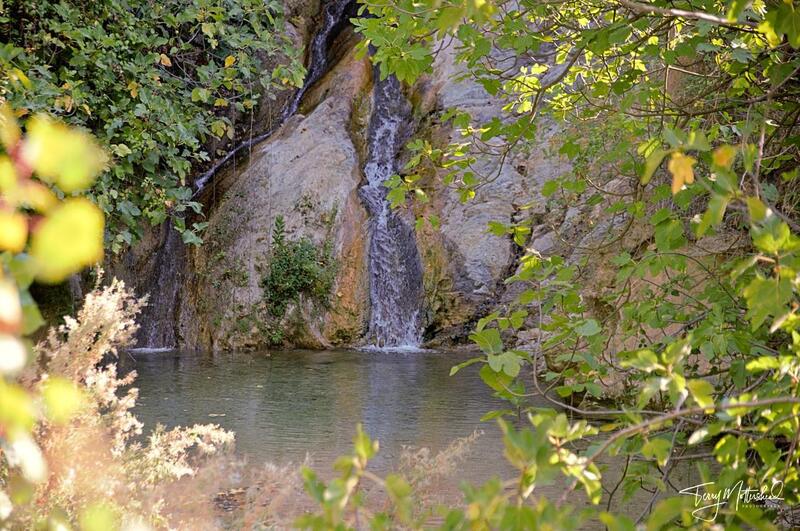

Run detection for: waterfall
[[134, 0, 353, 350], [132, 223, 184, 351], [359, 73, 424, 349], [282, 0, 351, 119]]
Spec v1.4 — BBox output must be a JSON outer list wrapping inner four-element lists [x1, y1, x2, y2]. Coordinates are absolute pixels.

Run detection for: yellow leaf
[[55, 94, 74, 113], [0, 156, 18, 192], [41, 377, 84, 424], [0, 379, 35, 434], [30, 198, 104, 283], [21, 115, 107, 192], [213, 98, 228, 107], [18, 181, 58, 213], [224, 55, 236, 67], [0, 104, 21, 150], [667, 152, 696, 195], [0, 210, 28, 253], [10, 68, 31, 89], [79, 503, 119, 531], [159, 53, 172, 67], [712, 145, 736, 169], [127, 80, 139, 99]]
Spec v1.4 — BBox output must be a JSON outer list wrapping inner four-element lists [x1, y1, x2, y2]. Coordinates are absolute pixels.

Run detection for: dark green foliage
[[0, 0, 304, 250], [262, 216, 336, 318]]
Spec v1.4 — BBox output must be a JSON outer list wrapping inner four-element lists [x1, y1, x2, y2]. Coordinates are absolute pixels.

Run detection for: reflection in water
[[120, 349, 706, 524], [120, 349, 514, 482]]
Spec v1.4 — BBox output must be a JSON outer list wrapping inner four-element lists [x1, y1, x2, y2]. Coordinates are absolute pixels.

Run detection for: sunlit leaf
[[641, 148, 667, 185], [42, 377, 85, 424], [712, 145, 736, 168], [0, 104, 21, 150], [30, 198, 104, 283], [21, 115, 107, 192], [0, 210, 28, 253], [79, 503, 119, 531], [667, 152, 695, 195]]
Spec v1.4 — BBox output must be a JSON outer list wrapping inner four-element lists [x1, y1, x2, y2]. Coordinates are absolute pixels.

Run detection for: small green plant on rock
[[261, 215, 336, 319]]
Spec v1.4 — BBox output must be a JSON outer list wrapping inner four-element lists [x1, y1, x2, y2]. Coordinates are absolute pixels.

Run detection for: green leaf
[[600, 512, 635, 531], [470, 328, 503, 354], [621, 349, 663, 373], [575, 318, 601, 337], [685, 130, 710, 151], [20, 289, 44, 335], [487, 351, 522, 377], [778, 4, 800, 48], [695, 193, 729, 236], [479, 364, 513, 392], [746, 196, 768, 222], [385, 473, 411, 500], [743, 275, 792, 330], [642, 438, 672, 466], [726, 0, 749, 21], [353, 423, 377, 461], [641, 148, 668, 185], [687, 379, 715, 408], [646, 496, 693, 531], [449, 357, 482, 376]]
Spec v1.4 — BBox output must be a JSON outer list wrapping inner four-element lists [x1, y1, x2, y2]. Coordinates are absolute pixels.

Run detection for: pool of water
[[120, 348, 516, 482], [120, 348, 705, 525]]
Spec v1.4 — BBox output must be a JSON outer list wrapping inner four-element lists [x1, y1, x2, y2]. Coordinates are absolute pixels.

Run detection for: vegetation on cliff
[[0, 0, 304, 250]]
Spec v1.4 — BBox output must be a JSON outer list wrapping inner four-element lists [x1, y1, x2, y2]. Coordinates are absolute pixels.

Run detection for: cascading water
[[359, 73, 424, 349], [133, 224, 184, 351], [282, 0, 351, 119], [194, 0, 353, 193]]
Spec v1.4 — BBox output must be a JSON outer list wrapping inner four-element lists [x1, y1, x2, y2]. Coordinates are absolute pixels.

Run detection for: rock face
[[113, 25, 578, 350], [178, 48, 372, 350], [404, 42, 573, 342]]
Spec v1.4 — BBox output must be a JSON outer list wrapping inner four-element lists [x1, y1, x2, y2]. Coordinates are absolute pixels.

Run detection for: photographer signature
[[678, 480, 784, 522]]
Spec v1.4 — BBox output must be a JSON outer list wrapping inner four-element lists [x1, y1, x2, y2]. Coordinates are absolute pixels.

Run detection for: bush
[[1, 278, 235, 529], [0, 0, 304, 249], [261, 215, 336, 318]]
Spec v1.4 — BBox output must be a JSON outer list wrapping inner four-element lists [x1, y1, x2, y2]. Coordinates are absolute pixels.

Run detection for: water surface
[[121, 348, 704, 525], [121, 349, 514, 482]]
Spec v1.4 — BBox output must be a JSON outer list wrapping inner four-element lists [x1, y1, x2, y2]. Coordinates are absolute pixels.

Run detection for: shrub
[[1, 277, 236, 529], [0, 0, 304, 249], [261, 215, 336, 319]]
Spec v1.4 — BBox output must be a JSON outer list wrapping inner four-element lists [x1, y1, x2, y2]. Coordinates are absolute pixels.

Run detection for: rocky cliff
[[112, 2, 611, 351]]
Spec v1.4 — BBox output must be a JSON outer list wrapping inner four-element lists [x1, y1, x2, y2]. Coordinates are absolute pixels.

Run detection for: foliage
[[261, 215, 336, 320], [0, 110, 236, 529], [352, 0, 800, 528], [2, 278, 236, 529], [0, 0, 304, 251]]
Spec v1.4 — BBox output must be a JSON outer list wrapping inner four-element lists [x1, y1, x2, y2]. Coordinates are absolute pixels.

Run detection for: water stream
[[359, 74, 424, 349], [134, 224, 184, 351]]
